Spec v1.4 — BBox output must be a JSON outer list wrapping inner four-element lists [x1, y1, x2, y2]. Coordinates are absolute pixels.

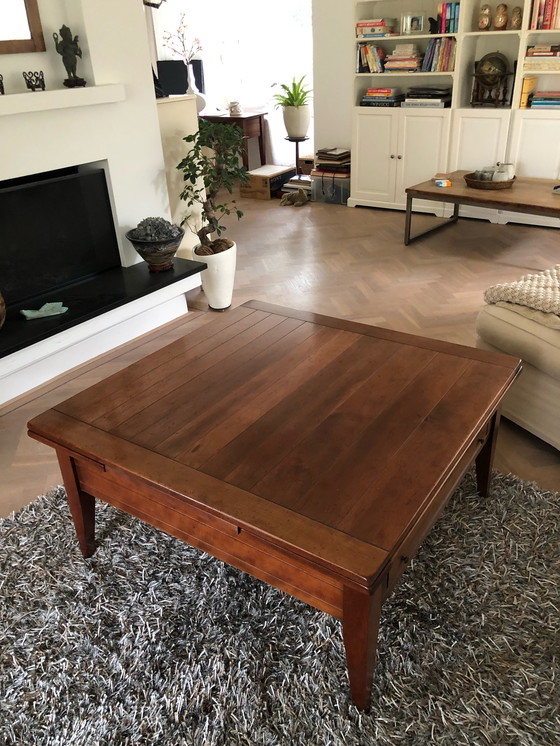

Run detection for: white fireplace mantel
[[0, 84, 126, 116]]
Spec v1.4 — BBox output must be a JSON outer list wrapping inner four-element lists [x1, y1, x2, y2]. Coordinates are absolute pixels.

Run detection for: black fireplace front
[[0, 166, 206, 360], [0, 166, 121, 306]]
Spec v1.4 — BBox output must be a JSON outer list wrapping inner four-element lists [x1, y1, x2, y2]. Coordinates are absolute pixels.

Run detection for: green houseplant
[[125, 216, 184, 272], [176, 119, 249, 310], [273, 75, 312, 138]]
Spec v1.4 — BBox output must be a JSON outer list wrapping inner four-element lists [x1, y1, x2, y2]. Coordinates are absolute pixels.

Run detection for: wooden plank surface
[[28, 301, 520, 578], [406, 170, 560, 215]]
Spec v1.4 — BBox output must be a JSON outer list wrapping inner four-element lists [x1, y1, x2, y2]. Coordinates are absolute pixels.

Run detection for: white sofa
[[475, 267, 560, 451]]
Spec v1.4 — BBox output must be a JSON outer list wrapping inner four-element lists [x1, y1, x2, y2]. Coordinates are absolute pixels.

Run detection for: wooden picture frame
[[0, 0, 46, 54], [401, 13, 426, 35]]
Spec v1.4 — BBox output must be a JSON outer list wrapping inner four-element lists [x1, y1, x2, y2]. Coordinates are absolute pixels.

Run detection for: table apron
[[72, 455, 346, 618]]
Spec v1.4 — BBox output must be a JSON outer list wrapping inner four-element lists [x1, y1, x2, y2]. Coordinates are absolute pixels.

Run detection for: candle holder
[[23, 71, 45, 91]]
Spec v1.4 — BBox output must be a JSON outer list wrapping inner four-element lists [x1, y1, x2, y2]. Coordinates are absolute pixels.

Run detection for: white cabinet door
[[447, 108, 510, 221], [503, 110, 560, 227], [448, 109, 510, 172], [509, 111, 560, 178], [397, 109, 451, 210], [349, 108, 398, 207], [349, 108, 450, 212]]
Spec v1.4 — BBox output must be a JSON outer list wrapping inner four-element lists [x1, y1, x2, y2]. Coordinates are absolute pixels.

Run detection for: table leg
[[342, 581, 384, 711], [404, 198, 461, 245], [57, 451, 96, 558], [475, 411, 501, 497], [404, 194, 413, 245], [258, 115, 266, 167]]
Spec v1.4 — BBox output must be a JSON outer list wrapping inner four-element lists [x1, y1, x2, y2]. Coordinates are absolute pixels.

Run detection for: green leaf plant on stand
[[273, 75, 313, 139], [176, 119, 249, 310]]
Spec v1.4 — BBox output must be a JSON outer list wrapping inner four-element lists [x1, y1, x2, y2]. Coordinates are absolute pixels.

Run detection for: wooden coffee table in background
[[27, 301, 521, 710], [404, 170, 560, 245]]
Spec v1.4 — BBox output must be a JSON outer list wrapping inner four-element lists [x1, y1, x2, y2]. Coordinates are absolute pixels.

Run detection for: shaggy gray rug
[[1, 473, 558, 746]]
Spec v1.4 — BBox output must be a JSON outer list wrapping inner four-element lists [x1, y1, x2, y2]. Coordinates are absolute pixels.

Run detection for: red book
[[543, 0, 553, 28], [441, 3, 447, 33]]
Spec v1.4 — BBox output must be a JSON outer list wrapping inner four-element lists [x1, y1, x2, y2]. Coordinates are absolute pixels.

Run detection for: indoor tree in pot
[[273, 75, 313, 139], [177, 119, 248, 311]]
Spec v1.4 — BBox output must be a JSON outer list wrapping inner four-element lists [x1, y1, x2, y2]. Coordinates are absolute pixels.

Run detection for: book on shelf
[[523, 60, 560, 70], [534, 90, 560, 96], [357, 43, 385, 73], [530, 0, 560, 28], [360, 99, 404, 106], [315, 147, 350, 160], [356, 18, 398, 27], [530, 102, 560, 108], [405, 96, 451, 103], [519, 75, 539, 108], [526, 45, 560, 56], [365, 87, 401, 95], [401, 100, 451, 108], [436, 2, 460, 33], [311, 168, 350, 179], [407, 86, 452, 95], [361, 95, 405, 103]]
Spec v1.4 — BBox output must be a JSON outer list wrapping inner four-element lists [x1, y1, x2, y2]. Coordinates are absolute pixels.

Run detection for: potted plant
[[177, 119, 249, 311], [125, 217, 184, 272], [273, 75, 313, 139]]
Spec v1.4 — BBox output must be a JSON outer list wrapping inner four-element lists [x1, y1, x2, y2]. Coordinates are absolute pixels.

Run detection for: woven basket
[[464, 173, 516, 190]]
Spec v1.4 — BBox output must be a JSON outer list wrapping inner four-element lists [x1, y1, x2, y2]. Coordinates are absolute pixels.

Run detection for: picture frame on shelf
[[401, 12, 426, 35]]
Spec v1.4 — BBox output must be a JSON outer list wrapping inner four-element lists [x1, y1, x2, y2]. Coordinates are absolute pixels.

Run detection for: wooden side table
[[200, 111, 267, 170]]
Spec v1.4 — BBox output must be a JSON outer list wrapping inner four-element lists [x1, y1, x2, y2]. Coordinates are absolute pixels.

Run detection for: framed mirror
[[0, 0, 46, 54]]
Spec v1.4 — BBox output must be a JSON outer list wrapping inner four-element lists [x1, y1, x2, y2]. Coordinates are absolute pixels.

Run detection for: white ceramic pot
[[282, 105, 311, 139], [195, 241, 237, 311]]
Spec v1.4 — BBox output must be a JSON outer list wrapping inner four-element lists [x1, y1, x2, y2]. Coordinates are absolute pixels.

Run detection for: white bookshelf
[[350, 0, 560, 222]]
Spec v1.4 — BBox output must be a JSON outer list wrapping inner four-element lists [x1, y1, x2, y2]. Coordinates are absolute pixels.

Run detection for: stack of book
[[421, 37, 457, 72], [436, 2, 461, 33], [360, 87, 405, 107], [312, 148, 351, 179], [383, 44, 423, 73], [529, 0, 560, 29], [280, 174, 312, 198], [357, 43, 385, 73], [402, 86, 452, 108], [524, 45, 560, 70], [355, 18, 397, 38], [530, 90, 560, 108]]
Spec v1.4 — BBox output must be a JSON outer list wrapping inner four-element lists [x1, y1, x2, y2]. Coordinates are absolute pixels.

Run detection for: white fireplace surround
[[0, 0, 201, 405]]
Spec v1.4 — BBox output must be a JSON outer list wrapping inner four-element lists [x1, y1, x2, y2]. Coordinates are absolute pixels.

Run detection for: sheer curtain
[[151, 0, 313, 165]]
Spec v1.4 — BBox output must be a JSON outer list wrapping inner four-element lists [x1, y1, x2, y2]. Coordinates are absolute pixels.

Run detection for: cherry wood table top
[[27, 300, 521, 709], [406, 170, 560, 215]]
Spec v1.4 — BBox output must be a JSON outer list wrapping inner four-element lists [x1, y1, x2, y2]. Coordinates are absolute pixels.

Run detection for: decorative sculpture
[[511, 6, 522, 29], [478, 4, 492, 30], [53, 25, 86, 88], [22, 71, 45, 91], [494, 4, 508, 30]]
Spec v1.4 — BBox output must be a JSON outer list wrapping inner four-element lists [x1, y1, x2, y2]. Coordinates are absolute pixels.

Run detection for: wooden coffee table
[[405, 169, 560, 244], [27, 301, 521, 710]]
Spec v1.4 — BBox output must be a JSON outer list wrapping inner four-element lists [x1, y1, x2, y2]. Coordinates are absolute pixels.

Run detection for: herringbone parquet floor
[[1, 197, 559, 517]]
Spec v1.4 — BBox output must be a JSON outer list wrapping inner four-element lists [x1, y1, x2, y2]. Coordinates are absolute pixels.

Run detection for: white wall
[[312, 0, 354, 150], [0, 0, 170, 267]]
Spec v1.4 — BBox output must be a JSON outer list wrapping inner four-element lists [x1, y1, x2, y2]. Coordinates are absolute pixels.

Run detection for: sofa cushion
[[476, 304, 560, 380]]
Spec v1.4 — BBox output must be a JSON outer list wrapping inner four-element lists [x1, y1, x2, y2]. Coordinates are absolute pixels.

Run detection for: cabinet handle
[[397, 155, 402, 160], [390, 154, 395, 159]]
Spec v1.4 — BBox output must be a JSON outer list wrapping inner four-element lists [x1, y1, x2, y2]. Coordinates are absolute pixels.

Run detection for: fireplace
[[0, 165, 205, 361], [1, 166, 121, 306]]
